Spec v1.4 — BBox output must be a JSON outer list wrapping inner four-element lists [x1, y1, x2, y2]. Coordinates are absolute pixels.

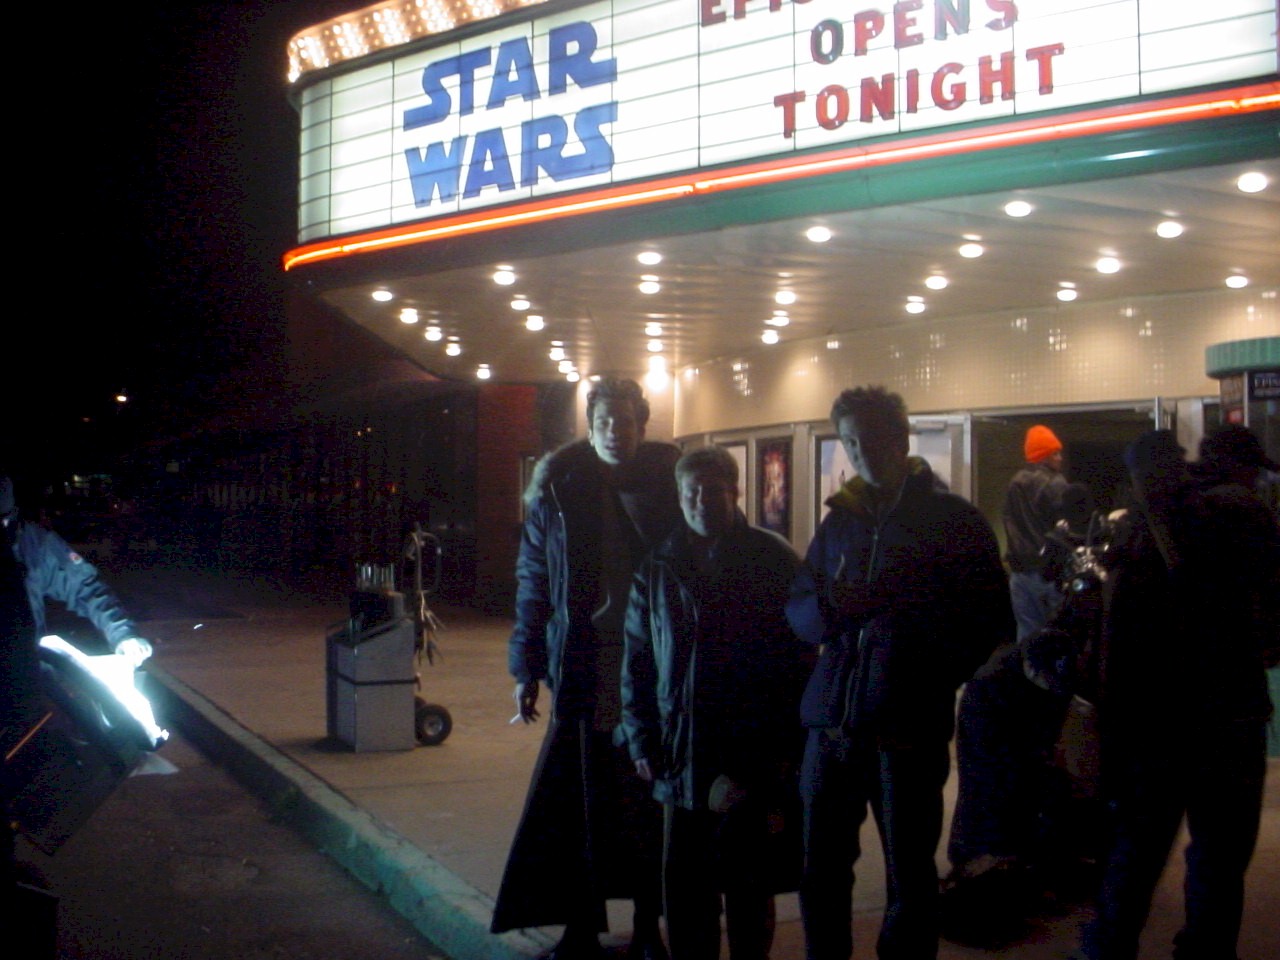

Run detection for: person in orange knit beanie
[[1003, 425, 1069, 639]]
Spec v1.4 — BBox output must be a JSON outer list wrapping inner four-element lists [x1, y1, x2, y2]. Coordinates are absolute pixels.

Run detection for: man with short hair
[[1003, 424, 1071, 641], [621, 445, 811, 960], [492, 378, 679, 960], [787, 386, 1012, 960]]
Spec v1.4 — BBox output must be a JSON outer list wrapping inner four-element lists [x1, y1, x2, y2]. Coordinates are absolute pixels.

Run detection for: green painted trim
[[1205, 337, 1280, 378]]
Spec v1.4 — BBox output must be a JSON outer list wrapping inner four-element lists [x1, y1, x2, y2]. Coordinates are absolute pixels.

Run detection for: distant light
[[493, 267, 516, 285], [826, 338, 840, 350], [647, 339, 664, 352], [1004, 200, 1033, 218], [639, 277, 661, 295], [1095, 256, 1121, 274], [644, 322, 663, 337], [371, 289, 394, 302], [476, 364, 491, 379], [958, 242, 984, 258], [775, 289, 797, 306], [805, 225, 833, 243], [558, 359, 575, 373], [1057, 286, 1079, 302], [1156, 220, 1184, 239], [1225, 274, 1249, 289], [566, 371, 581, 382], [425, 325, 443, 341], [525, 315, 545, 331], [767, 311, 790, 327], [510, 297, 530, 311], [761, 329, 780, 344], [925, 275, 948, 290], [644, 357, 669, 392], [445, 340, 462, 356], [905, 297, 926, 315], [549, 344, 566, 361], [637, 250, 662, 265], [1236, 171, 1268, 194], [648, 355, 667, 373], [399, 308, 419, 324], [115, 392, 128, 404]]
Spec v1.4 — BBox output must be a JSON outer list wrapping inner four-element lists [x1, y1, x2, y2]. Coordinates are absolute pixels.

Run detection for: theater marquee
[[295, 0, 1277, 242]]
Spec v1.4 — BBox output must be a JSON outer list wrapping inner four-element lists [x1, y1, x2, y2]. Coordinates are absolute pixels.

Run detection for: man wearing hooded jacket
[[787, 387, 1012, 960], [492, 379, 680, 960]]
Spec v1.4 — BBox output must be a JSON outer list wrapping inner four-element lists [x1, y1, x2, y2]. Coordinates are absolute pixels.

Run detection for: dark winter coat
[[11, 519, 137, 650], [508, 438, 682, 711], [787, 458, 1012, 746], [620, 511, 812, 810], [1002, 461, 1069, 573]]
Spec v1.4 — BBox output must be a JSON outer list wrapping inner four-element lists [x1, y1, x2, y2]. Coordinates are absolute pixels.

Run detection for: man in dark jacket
[[621, 445, 811, 960], [1003, 424, 1070, 642], [1072, 430, 1280, 960], [786, 386, 1012, 960], [492, 379, 680, 960]]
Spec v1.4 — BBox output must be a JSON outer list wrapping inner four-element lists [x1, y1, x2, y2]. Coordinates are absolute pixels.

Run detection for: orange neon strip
[[282, 81, 1280, 272]]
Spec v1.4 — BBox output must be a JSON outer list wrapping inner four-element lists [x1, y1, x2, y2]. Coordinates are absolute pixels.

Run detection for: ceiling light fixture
[[647, 339, 664, 352], [1004, 199, 1033, 217], [476, 363, 492, 379], [493, 267, 516, 285], [1225, 274, 1249, 288], [644, 322, 663, 337], [510, 296, 530, 310], [1236, 171, 1268, 193], [1057, 283, 1078, 302], [775, 289, 797, 306], [767, 311, 790, 327], [424, 325, 443, 341], [1155, 220, 1184, 239], [958, 242, 984, 258], [639, 276, 661, 295], [372, 289, 394, 302], [1095, 256, 1122, 274], [637, 250, 663, 265], [805, 225, 833, 243], [925, 275, 949, 290], [761, 329, 780, 344], [549, 342, 566, 362], [525, 314, 545, 331], [445, 340, 462, 356], [905, 296, 926, 315], [399, 307, 419, 323]]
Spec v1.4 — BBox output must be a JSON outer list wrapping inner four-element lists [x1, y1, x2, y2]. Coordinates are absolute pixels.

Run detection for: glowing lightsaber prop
[[38, 635, 169, 748]]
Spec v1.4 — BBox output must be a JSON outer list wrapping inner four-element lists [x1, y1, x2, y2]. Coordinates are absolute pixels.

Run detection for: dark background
[[13, 1, 369, 489]]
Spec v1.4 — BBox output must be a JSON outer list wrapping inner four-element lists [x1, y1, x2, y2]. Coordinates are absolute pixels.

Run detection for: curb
[[143, 664, 553, 960]]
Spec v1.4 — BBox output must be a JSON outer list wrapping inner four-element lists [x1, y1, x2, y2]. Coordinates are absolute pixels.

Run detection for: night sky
[[12, 1, 367, 489]]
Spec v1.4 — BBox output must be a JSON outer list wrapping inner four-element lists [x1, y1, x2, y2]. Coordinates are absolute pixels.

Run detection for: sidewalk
[[99, 562, 1278, 960]]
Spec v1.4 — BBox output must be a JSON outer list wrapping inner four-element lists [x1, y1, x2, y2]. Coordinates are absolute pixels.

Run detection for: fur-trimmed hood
[[523, 438, 681, 507]]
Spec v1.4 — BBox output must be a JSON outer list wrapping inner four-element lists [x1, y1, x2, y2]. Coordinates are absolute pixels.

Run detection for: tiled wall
[[674, 287, 1279, 435]]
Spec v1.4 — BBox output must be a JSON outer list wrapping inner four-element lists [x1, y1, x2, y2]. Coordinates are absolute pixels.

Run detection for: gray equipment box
[[326, 589, 417, 752]]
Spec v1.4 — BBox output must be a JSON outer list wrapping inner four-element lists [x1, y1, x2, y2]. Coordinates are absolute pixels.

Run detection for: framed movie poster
[[757, 437, 791, 539], [722, 442, 748, 507], [815, 436, 855, 525]]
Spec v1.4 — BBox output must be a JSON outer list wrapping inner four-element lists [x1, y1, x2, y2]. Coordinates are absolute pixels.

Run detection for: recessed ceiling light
[[1057, 287, 1078, 302], [424, 325, 443, 341], [372, 289, 393, 302], [558, 359, 575, 373], [525, 315, 545, 331], [510, 297, 530, 311], [767, 312, 790, 327], [1236, 171, 1268, 194], [647, 339, 664, 352], [399, 308, 419, 324], [639, 277, 661, 295], [493, 267, 516, 285], [958, 242, 984, 258], [761, 329, 780, 344], [476, 364, 491, 379], [775, 289, 797, 306], [566, 371, 581, 382], [645, 322, 663, 337], [1095, 256, 1121, 274], [1225, 274, 1249, 289], [1155, 220, 1184, 239], [905, 297, 926, 314], [805, 225, 833, 243], [445, 340, 462, 356], [1004, 199, 1033, 217], [549, 345, 566, 361], [637, 250, 662, 265], [925, 275, 948, 290]]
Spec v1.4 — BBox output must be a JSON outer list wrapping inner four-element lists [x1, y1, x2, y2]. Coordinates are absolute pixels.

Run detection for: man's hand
[[511, 680, 540, 724], [634, 758, 653, 782], [708, 774, 748, 813], [115, 637, 153, 668]]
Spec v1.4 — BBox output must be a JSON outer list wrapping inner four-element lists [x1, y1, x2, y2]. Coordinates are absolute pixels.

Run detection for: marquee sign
[[296, 0, 1277, 241]]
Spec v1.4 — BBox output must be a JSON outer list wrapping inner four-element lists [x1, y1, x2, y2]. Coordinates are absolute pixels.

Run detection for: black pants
[[799, 727, 950, 960], [1079, 720, 1266, 960], [662, 797, 775, 960]]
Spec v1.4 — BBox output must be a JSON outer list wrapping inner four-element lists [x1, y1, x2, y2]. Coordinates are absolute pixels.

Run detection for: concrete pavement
[[95, 561, 1279, 960]]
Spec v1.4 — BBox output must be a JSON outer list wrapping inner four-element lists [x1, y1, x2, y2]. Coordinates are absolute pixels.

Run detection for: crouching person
[[621, 445, 812, 960]]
